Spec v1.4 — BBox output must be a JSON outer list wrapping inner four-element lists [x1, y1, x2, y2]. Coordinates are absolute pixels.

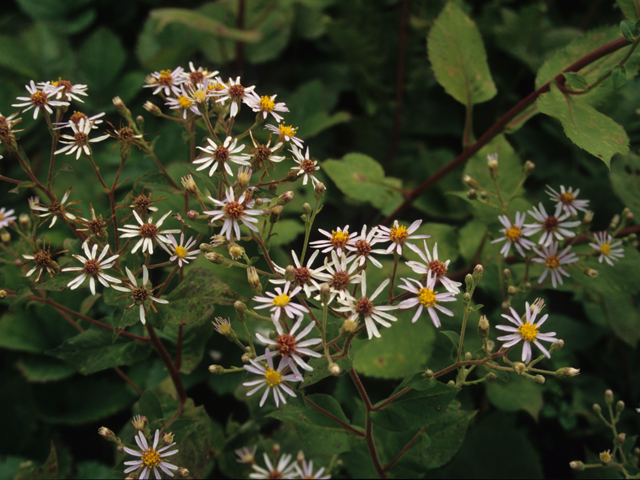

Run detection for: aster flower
[[0, 207, 16, 229], [247, 92, 289, 123], [203, 188, 263, 241], [255, 316, 322, 371], [271, 249, 326, 297], [375, 219, 430, 256], [248, 131, 286, 172], [524, 203, 581, 246], [119, 210, 180, 255], [31, 188, 79, 228], [345, 225, 385, 268], [145, 67, 186, 96], [265, 123, 304, 149], [313, 251, 363, 304], [290, 145, 320, 186], [12, 80, 68, 119], [250, 453, 299, 480], [532, 241, 578, 288], [41, 79, 88, 103], [309, 225, 351, 256], [165, 83, 200, 119], [23, 241, 64, 282], [397, 273, 457, 328], [123, 429, 179, 480], [546, 185, 590, 216], [491, 212, 535, 257], [334, 270, 397, 340], [214, 76, 256, 117], [54, 117, 110, 159], [111, 265, 168, 325], [54, 111, 105, 130], [405, 241, 462, 293], [76, 204, 109, 241], [0, 111, 23, 143], [194, 136, 250, 177], [496, 302, 558, 363], [178, 62, 219, 84], [252, 281, 309, 323], [243, 349, 303, 407], [236, 445, 257, 465], [589, 231, 624, 266], [61, 243, 121, 295], [166, 233, 200, 267], [128, 190, 162, 216], [295, 460, 331, 480]]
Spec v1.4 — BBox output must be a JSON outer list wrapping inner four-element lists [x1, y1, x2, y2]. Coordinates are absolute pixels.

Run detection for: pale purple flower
[[375, 219, 430, 256], [12, 80, 68, 119], [290, 145, 320, 186], [250, 453, 299, 479], [252, 281, 309, 323], [166, 233, 200, 267], [546, 185, 590, 216], [255, 316, 322, 371], [397, 272, 457, 327], [119, 210, 180, 255], [532, 241, 578, 288], [491, 212, 535, 257], [243, 349, 303, 407], [194, 136, 250, 177], [203, 188, 263, 241], [123, 429, 179, 480], [525, 203, 581, 246], [405, 241, 462, 293]]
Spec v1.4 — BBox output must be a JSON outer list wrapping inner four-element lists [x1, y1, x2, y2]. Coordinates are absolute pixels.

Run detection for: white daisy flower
[[166, 233, 200, 267], [397, 272, 457, 328], [265, 123, 304, 149], [375, 219, 430, 256], [524, 203, 581, 246], [405, 241, 462, 293], [295, 460, 331, 479], [247, 92, 289, 123], [165, 83, 200, 119], [54, 117, 110, 160], [496, 302, 558, 363], [111, 265, 168, 325], [31, 188, 78, 228], [290, 145, 320, 186], [546, 185, 590, 216], [236, 445, 257, 465], [250, 453, 299, 479], [334, 270, 397, 340], [178, 62, 219, 84], [144, 67, 186, 96], [12, 80, 68, 119], [214, 76, 256, 117], [119, 210, 180, 255], [0, 111, 23, 138], [123, 429, 179, 480], [491, 212, 536, 257], [345, 225, 385, 268], [255, 317, 322, 371], [41, 79, 88, 103], [589, 231, 624, 266], [309, 225, 351, 256], [194, 136, 250, 177], [61, 243, 121, 295], [271, 249, 326, 298], [203, 188, 263, 241], [313, 251, 363, 304], [243, 349, 303, 407], [252, 281, 309, 323], [0, 207, 16, 229], [54, 111, 105, 131], [532, 241, 578, 288], [23, 243, 59, 282]]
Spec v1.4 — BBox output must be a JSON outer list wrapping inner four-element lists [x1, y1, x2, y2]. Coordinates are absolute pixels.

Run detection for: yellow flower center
[[216, 320, 232, 335], [545, 255, 560, 270], [331, 230, 350, 248], [505, 226, 522, 242], [418, 288, 437, 307], [158, 70, 173, 86], [600, 243, 611, 255], [264, 367, 281, 387], [259, 96, 275, 112], [178, 96, 193, 108], [559, 192, 575, 205], [389, 224, 408, 244], [174, 245, 188, 259], [193, 90, 207, 103], [278, 124, 297, 137], [0, 213, 3, 221], [518, 321, 539, 342], [208, 82, 226, 92], [142, 449, 162, 468], [273, 293, 290, 307]]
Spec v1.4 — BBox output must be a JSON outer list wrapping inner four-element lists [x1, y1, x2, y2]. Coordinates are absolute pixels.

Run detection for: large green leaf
[[268, 394, 355, 455], [79, 28, 127, 89], [536, 83, 629, 167], [46, 327, 152, 375], [322, 153, 403, 215], [16, 355, 75, 383], [427, 1, 497, 106], [611, 152, 640, 217], [617, 0, 640, 21], [486, 374, 544, 420]]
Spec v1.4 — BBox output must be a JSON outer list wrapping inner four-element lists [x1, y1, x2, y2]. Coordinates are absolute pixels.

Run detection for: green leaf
[[563, 72, 589, 89], [611, 152, 640, 218], [486, 374, 544, 420], [427, 1, 497, 106], [322, 153, 403, 216], [139, 390, 164, 422], [158, 267, 242, 327], [24, 442, 58, 480], [611, 65, 627, 89], [46, 327, 152, 375], [301, 356, 353, 388], [268, 394, 354, 455], [0, 35, 37, 77], [79, 28, 126, 89], [617, 0, 640, 21], [71, 461, 115, 480], [370, 381, 459, 432], [621, 19, 638, 42], [0, 313, 54, 353], [439, 330, 460, 351], [16, 355, 75, 383], [536, 83, 629, 167]]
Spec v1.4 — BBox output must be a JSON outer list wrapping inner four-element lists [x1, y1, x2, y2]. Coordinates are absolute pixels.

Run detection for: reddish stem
[[147, 324, 187, 405]]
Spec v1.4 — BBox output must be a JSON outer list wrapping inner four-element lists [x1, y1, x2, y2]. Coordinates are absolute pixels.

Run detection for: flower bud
[[549, 339, 564, 353], [466, 189, 477, 200], [125, 474, 137, 480], [0, 289, 6, 300], [610, 214, 620, 230], [593, 403, 602, 414], [302, 203, 312, 215], [247, 267, 261, 295], [297, 450, 305, 466], [178, 468, 190, 478], [486, 372, 497, 381], [599, 450, 613, 466], [131, 415, 148, 431], [18, 213, 30, 230], [507, 285, 517, 296], [187, 210, 198, 220], [569, 461, 585, 471], [473, 264, 483, 282], [162, 432, 174, 446], [503, 268, 511, 278], [320, 283, 331, 305], [462, 292, 471, 302], [464, 273, 473, 291], [463, 175, 479, 187], [205, 252, 224, 264], [1, 232, 10, 244], [199, 242, 215, 253], [136, 115, 144, 130], [605, 389, 614, 404], [523, 160, 535, 174], [284, 265, 296, 282], [210, 234, 226, 247], [272, 444, 281, 456], [269, 205, 283, 224], [314, 182, 325, 199], [625, 210, 634, 221], [447, 380, 455, 387], [582, 210, 594, 226], [228, 243, 245, 260], [615, 433, 626, 446], [181, 174, 202, 201], [423, 369, 434, 378], [487, 153, 498, 178], [556, 367, 580, 377], [234, 300, 247, 314], [584, 268, 599, 278], [241, 353, 252, 363], [98, 426, 116, 441], [616, 400, 625, 412], [513, 362, 526, 375], [328, 363, 341, 376], [478, 315, 489, 338], [534, 375, 545, 385], [112, 96, 131, 118], [464, 351, 472, 361], [209, 364, 224, 375], [143, 101, 162, 117], [486, 339, 495, 353]]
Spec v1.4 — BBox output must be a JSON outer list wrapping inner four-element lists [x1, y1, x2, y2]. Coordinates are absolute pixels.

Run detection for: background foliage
[[1, 0, 640, 478]]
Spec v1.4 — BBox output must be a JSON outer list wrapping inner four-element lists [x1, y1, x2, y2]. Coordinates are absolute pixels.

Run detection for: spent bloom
[[194, 136, 250, 177], [0, 207, 16, 229], [119, 210, 180, 255], [524, 203, 581, 246], [532, 241, 578, 288], [235, 445, 257, 465], [290, 145, 320, 186], [23, 242, 62, 282], [123, 429, 179, 480], [252, 281, 309, 323], [55, 117, 110, 160], [406, 241, 462, 293], [546, 185, 590, 216], [376, 219, 430, 256], [491, 212, 535, 257], [166, 233, 200, 267], [243, 349, 303, 407], [32, 188, 79, 228], [397, 272, 457, 327], [589, 231, 624, 266], [250, 453, 299, 480], [12, 80, 68, 119], [61, 243, 120, 295], [203, 188, 263, 241], [255, 316, 322, 371], [111, 266, 168, 325], [496, 302, 559, 363]]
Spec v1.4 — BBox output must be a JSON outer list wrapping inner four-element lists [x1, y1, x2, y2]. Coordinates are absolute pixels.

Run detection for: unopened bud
[[487, 153, 499, 178], [549, 339, 564, 352], [341, 317, 359, 334], [610, 214, 620, 230], [178, 467, 190, 478], [463, 175, 479, 187], [423, 369, 434, 378], [241, 353, 252, 363], [523, 160, 535, 174], [187, 210, 198, 220], [617, 400, 625, 412], [625, 210, 634, 221], [447, 380, 455, 387], [503, 268, 511, 278], [466, 189, 477, 200], [162, 432, 174, 446], [486, 339, 495, 353], [205, 252, 224, 264], [0, 290, 6, 300], [199, 243, 215, 253], [314, 182, 325, 199], [136, 115, 144, 130], [570, 461, 585, 471], [556, 367, 580, 377], [615, 433, 626, 446], [584, 268, 599, 278], [18, 213, 30, 229], [523, 282, 532, 290], [228, 243, 244, 260], [297, 450, 305, 466], [462, 292, 471, 302], [513, 362, 526, 375], [247, 267, 261, 295], [593, 403, 602, 414], [112, 96, 131, 118], [302, 203, 312, 215], [234, 300, 247, 314], [320, 283, 331, 305], [486, 372, 497, 381], [328, 363, 341, 376], [269, 205, 282, 224], [535, 375, 545, 385], [181, 174, 202, 200], [98, 426, 116, 441], [464, 351, 472, 361], [464, 274, 473, 290], [599, 450, 613, 466], [507, 285, 517, 295], [582, 210, 594, 225], [284, 265, 296, 282], [1, 232, 10, 244], [269, 184, 278, 194], [209, 365, 224, 374], [605, 389, 614, 404], [143, 101, 162, 117], [473, 264, 483, 282], [131, 415, 147, 431], [478, 315, 489, 338], [272, 444, 281, 456]]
